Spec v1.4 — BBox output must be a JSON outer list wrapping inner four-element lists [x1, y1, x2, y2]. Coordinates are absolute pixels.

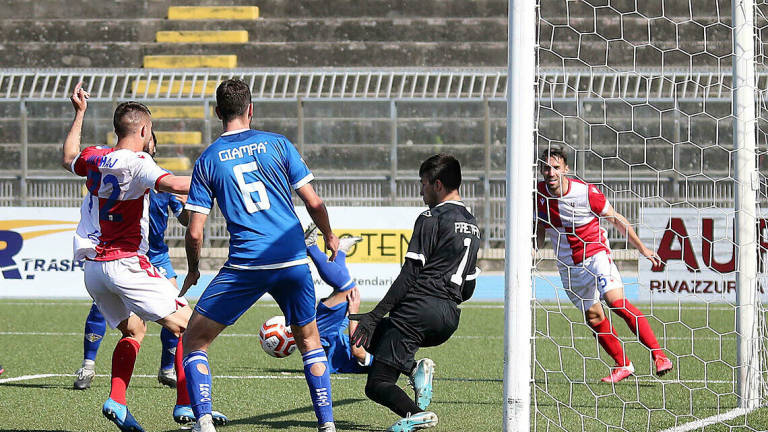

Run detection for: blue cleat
[[409, 358, 435, 410], [387, 411, 438, 432], [173, 404, 229, 426], [102, 398, 144, 432]]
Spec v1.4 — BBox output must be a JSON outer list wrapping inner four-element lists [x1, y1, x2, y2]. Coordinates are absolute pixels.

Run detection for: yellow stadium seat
[[168, 6, 259, 20], [107, 131, 202, 146], [155, 156, 193, 172], [144, 55, 237, 69], [133, 79, 219, 96], [156, 31, 249, 44], [148, 106, 206, 119]]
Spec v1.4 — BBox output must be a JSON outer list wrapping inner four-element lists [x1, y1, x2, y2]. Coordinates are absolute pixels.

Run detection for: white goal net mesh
[[532, 0, 768, 430]]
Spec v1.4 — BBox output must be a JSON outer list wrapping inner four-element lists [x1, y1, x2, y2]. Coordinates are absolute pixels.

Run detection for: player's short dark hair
[[113, 102, 151, 138], [540, 146, 569, 166], [151, 131, 158, 146], [216, 79, 251, 122], [419, 154, 462, 191]]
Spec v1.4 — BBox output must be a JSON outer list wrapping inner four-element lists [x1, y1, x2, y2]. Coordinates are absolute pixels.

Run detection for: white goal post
[[505, 0, 767, 430]]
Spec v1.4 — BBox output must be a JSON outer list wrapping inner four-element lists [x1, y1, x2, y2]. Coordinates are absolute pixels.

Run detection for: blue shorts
[[196, 265, 316, 327], [149, 253, 177, 280]]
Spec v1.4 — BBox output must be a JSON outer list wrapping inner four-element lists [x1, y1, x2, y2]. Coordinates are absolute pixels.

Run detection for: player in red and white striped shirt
[[535, 147, 673, 383], [62, 83, 227, 431]]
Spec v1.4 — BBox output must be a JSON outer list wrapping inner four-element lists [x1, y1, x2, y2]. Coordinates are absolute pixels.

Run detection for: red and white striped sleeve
[[587, 184, 609, 216]]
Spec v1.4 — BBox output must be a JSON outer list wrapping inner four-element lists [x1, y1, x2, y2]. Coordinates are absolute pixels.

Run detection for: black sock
[[365, 360, 421, 417]]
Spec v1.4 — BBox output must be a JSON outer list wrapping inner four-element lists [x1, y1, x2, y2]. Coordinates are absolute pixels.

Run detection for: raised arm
[[603, 204, 660, 267], [296, 183, 339, 261], [61, 82, 89, 172]]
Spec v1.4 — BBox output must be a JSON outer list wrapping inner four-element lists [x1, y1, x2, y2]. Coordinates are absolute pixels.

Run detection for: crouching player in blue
[[179, 79, 341, 432], [302, 224, 372, 374]]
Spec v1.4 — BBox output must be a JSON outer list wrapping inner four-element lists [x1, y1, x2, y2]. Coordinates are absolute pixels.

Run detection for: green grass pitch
[[0, 300, 766, 431]]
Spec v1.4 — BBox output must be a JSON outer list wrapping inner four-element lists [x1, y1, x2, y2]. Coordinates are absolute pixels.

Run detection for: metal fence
[[2, 68, 767, 248]]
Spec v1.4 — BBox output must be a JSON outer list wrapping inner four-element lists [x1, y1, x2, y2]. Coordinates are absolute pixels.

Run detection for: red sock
[[610, 299, 664, 360], [109, 337, 141, 405], [590, 318, 629, 367], [175, 336, 190, 405]]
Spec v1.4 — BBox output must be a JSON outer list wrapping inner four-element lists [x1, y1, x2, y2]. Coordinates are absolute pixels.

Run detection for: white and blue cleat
[[387, 411, 439, 432], [102, 398, 144, 432], [173, 404, 229, 426], [410, 358, 435, 410]]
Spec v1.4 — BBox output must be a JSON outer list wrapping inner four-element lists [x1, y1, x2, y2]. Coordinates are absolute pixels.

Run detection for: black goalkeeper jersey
[[404, 200, 481, 304]]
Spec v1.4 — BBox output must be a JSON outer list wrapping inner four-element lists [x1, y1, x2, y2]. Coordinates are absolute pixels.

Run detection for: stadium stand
[[0, 0, 506, 68]]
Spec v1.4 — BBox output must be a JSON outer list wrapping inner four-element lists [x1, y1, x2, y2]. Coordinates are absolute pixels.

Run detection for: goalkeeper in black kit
[[350, 154, 481, 432]]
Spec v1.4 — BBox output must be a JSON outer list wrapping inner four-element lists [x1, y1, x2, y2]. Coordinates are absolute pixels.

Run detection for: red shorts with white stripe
[[84, 255, 188, 328]]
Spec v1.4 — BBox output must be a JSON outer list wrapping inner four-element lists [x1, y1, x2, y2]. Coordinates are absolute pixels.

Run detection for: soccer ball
[[258, 316, 296, 358]]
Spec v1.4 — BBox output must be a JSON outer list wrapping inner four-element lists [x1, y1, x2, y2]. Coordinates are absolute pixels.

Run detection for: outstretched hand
[[70, 81, 89, 113], [324, 232, 340, 262], [348, 311, 383, 349], [179, 269, 200, 297], [641, 247, 662, 269]]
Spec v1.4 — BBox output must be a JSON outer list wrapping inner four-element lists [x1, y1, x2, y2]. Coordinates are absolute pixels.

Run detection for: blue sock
[[183, 350, 212, 419], [302, 348, 334, 424], [159, 328, 178, 371], [308, 246, 354, 292], [83, 303, 106, 363]]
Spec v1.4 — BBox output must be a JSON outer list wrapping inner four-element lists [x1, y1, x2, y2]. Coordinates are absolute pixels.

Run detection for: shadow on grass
[[160, 398, 374, 431], [259, 367, 306, 374], [0, 382, 72, 390]]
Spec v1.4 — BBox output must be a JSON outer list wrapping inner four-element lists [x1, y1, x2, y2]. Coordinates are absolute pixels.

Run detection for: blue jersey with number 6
[[185, 129, 314, 269]]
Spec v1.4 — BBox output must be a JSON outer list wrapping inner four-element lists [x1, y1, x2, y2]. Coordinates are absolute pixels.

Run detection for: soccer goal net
[[523, 0, 768, 430]]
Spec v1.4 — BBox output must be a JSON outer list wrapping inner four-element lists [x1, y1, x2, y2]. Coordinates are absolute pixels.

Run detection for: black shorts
[[369, 296, 460, 374]]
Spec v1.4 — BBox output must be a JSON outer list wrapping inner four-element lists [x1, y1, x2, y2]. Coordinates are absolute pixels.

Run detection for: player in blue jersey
[[179, 79, 340, 432], [304, 225, 372, 374], [73, 132, 191, 391]]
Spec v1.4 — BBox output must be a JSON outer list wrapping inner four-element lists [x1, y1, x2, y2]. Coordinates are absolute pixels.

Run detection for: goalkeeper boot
[[192, 414, 216, 432], [174, 405, 229, 426], [601, 361, 635, 383], [409, 358, 435, 410], [74, 363, 96, 390], [339, 236, 364, 255], [305, 223, 318, 247], [387, 411, 439, 431], [0, 364, 4, 376], [102, 398, 144, 432], [157, 367, 177, 388], [655, 355, 673, 377]]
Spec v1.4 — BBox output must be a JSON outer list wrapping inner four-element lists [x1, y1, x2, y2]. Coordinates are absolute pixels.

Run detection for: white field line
[[659, 407, 754, 432], [0, 373, 738, 386], [0, 373, 353, 385], [0, 331, 738, 342], [0, 373, 58, 383]]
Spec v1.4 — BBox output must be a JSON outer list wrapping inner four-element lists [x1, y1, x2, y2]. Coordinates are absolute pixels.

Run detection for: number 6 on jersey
[[233, 161, 271, 213]]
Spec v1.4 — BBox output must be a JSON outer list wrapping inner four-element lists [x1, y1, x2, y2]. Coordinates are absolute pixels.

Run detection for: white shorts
[[84, 255, 188, 328], [557, 251, 623, 311]]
